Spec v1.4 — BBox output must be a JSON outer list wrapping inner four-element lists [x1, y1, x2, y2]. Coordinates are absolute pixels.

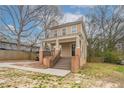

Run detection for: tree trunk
[[29, 46, 33, 60], [17, 37, 21, 50]]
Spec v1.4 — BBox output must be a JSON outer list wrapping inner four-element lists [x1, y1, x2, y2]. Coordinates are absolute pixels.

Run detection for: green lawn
[[115, 66, 124, 73], [0, 63, 124, 88], [79, 63, 123, 78]]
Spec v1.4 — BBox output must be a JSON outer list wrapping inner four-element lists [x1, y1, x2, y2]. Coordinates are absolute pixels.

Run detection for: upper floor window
[[54, 30, 57, 37], [46, 32, 49, 38], [45, 31, 50, 38], [71, 25, 77, 33], [62, 28, 66, 35]]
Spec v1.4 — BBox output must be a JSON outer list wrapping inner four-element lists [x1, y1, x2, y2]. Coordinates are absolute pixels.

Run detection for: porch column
[[39, 42, 45, 64], [55, 39, 60, 55], [76, 36, 81, 69], [71, 37, 81, 72], [76, 36, 81, 57], [56, 39, 59, 49], [48, 43, 52, 51]]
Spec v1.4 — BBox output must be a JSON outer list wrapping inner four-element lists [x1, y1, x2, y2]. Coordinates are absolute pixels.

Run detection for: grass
[[79, 63, 117, 78], [115, 66, 124, 73], [0, 63, 124, 88]]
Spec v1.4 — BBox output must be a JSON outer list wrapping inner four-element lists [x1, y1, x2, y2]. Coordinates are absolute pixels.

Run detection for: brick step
[[54, 66, 69, 67]]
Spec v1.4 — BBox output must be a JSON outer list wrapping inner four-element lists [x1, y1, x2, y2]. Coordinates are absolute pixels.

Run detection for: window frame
[[62, 28, 66, 35], [71, 25, 77, 33], [54, 30, 57, 37]]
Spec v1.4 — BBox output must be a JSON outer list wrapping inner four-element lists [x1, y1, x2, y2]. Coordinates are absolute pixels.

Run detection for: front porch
[[39, 35, 83, 72]]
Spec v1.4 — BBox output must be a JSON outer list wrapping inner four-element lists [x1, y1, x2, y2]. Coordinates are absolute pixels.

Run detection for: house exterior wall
[[40, 21, 88, 70], [77, 23, 81, 32], [46, 23, 82, 38], [67, 25, 71, 34]]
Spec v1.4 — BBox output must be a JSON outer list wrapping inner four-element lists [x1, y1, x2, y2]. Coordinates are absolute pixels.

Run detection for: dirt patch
[[0, 79, 6, 84], [102, 71, 124, 87]]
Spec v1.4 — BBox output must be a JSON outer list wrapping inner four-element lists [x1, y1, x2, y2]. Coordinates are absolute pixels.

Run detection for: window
[[71, 25, 77, 33], [62, 28, 66, 35], [54, 30, 57, 37], [45, 31, 49, 38]]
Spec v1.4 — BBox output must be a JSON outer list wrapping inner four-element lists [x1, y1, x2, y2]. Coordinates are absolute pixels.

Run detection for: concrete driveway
[[0, 60, 70, 77]]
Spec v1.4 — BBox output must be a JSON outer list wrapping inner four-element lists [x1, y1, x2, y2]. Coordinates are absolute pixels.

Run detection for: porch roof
[[42, 33, 78, 43]]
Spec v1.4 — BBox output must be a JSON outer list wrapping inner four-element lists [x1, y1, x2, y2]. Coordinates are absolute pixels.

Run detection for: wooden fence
[[0, 50, 38, 60], [88, 57, 104, 63]]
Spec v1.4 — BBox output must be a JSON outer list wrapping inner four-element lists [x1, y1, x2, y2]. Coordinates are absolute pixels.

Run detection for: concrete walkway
[[0, 62, 70, 77]]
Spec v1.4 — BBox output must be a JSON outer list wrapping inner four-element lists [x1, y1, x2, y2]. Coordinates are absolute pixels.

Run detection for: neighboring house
[[0, 41, 39, 52], [0, 34, 6, 41], [39, 20, 88, 72]]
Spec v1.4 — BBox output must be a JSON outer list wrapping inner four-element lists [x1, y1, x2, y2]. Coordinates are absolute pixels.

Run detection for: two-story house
[[39, 20, 88, 72]]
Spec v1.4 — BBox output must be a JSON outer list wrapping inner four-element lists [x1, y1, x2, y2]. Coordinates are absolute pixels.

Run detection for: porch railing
[[42, 49, 61, 68]]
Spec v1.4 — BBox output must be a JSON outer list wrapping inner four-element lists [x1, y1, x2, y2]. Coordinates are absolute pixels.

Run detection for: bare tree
[[39, 6, 62, 37], [0, 5, 62, 50], [86, 10, 103, 58], [25, 6, 62, 55], [0, 5, 44, 49], [96, 6, 124, 51], [86, 6, 124, 58]]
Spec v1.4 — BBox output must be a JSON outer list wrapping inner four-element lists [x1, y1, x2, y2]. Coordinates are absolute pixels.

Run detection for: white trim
[[42, 34, 77, 42]]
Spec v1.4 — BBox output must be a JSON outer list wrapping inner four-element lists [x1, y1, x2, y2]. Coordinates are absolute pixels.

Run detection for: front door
[[72, 44, 75, 56]]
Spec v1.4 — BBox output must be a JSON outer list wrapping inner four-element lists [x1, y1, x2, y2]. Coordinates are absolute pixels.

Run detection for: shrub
[[103, 51, 121, 64]]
